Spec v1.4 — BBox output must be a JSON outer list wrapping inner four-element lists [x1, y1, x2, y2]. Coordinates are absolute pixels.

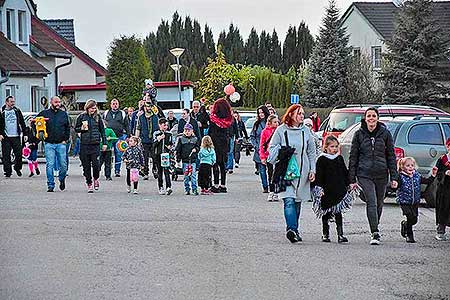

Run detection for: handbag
[[130, 168, 139, 182], [284, 155, 301, 180]]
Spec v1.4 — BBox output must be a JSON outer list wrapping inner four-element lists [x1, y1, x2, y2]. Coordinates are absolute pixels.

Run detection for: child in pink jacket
[[259, 115, 279, 201]]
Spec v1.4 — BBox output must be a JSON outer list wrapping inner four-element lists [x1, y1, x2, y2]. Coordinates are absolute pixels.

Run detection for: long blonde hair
[[201, 135, 214, 149], [397, 157, 417, 173]]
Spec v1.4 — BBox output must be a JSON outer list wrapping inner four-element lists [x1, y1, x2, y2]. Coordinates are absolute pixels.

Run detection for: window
[[18, 11, 26, 43], [5, 85, 15, 98], [6, 9, 15, 42], [443, 124, 450, 140], [408, 123, 443, 145], [352, 47, 361, 58], [371, 46, 382, 69]]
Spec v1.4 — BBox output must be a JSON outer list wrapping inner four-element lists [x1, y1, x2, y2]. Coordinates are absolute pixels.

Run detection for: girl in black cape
[[434, 138, 450, 241]]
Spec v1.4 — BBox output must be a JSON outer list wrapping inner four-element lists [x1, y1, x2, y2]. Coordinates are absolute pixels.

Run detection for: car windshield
[[245, 118, 256, 129], [327, 112, 363, 132]]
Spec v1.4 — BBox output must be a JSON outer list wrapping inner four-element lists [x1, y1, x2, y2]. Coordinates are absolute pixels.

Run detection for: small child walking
[[122, 136, 144, 194], [99, 120, 118, 181], [396, 157, 436, 243], [198, 135, 216, 195], [435, 138, 450, 241], [26, 120, 40, 177], [259, 115, 279, 201], [153, 118, 173, 195], [312, 135, 352, 243], [175, 124, 199, 195]]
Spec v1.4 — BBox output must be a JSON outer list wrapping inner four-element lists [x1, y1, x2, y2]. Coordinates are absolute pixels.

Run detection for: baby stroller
[[168, 146, 183, 181]]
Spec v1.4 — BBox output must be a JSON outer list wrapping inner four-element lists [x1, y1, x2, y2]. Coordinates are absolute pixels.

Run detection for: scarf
[[210, 112, 233, 129], [320, 153, 339, 160]]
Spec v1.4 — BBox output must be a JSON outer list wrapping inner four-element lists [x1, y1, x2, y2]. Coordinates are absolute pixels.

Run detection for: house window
[[5, 85, 16, 98], [371, 46, 382, 69], [353, 47, 361, 58], [6, 9, 15, 42], [18, 10, 27, 43]]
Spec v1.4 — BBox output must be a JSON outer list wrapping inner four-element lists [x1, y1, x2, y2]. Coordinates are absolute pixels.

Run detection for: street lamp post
[[169, 48, 185, 108]]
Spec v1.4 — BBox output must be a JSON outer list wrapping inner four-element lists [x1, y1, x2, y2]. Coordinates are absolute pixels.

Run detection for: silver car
[[339, 116, 450, 207]]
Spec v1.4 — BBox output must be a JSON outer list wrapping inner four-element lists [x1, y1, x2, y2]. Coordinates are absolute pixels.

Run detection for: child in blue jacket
[[396, 157, 436, 243], [198, 135, 216, 195]]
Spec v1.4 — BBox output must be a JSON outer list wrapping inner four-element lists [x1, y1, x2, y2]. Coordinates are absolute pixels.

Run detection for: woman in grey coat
[[268, 104, 317, 243]]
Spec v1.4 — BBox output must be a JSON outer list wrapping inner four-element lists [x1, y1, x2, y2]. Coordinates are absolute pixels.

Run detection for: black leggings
[[322, 212, 343, 235], [126, 169, 138, 189], [80, 145, 100, 185], [198, 163, 212, 189], [213, 152, 227, 186], [155, 156, 171, 188]]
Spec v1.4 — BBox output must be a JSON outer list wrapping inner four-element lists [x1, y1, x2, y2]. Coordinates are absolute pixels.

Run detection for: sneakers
[[143, 175, 149, 180], [263, 188, 269, 193], [106, 177, 112, 181], [29, 172, 34, 177], [185, 190, 190, 195], [272, 193, 279, 202], [35, 168, 40, 175], [192, 190, 199, 196], [338, 235, 349, 243], [435, 233, 447, 241], [133, 189, 139, 194], [127, 185, 131, 193], [322, 235, 331, 243], [159, 188, 166, 195], [47, 187, 54, 192], [60, 177, 66, 191], [370, 232, 381, 245], [406, 234, 416, 243], [115, 173, 121, 177], [286, 230, 301, 243], [228, 170, 233, 174], [219, 186, 227, 193], [210, 186, 220, 193], [400, 220, 407, 238], [87, 184, 94, 193], [267, 192, 274, 202], [235, 163, 239, 168], [201, 189, 209, 195], [166, 188, 173, 195], [93, 179, 99, 190]]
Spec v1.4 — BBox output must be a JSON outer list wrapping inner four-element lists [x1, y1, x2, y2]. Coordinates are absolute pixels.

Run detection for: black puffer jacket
[[75, 113, 106, 146], [348, 120, 398, 183]]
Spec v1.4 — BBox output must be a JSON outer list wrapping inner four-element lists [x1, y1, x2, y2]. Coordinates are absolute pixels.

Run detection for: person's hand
[[320, 190, 324, 197], [0, 135, 3, 141], [198, 121, 202, 128], [445, 170, 450, 176], [62, 141, 66, 144], [102, 145, 107, 152], [391, 180, 398, 189], [157, 134, 165, 141], [432, 167, 438, 177], [192, 148, 197, 153], [308, 172, 315, 182], [350, 183, 359, 190], [23, 136, 28, 142], [261, 159, 267, 165]]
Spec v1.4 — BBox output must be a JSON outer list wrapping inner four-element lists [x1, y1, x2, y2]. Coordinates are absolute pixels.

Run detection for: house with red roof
[[0, 0, 107, 111]]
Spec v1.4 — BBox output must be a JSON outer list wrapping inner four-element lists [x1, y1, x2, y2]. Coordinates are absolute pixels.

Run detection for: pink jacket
[[259, 126, 276, 161]]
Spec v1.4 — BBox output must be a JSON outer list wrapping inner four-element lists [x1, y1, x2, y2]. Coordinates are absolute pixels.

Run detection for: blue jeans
[[72, 137, 80, 156], [283, 197, 302, 233], [44, 143, 68, 189], [183, 162, 197, 192], [258, 163, 268, 189], [226, 138, 235, 170], [113, 134, 127, 174], [55, 142, 71, 172]]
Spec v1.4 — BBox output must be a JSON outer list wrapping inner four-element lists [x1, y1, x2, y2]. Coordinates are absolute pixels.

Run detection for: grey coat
[[268, 124, 317, 202]]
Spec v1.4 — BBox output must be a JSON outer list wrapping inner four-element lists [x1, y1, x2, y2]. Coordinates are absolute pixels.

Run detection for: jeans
[[258, 163, 271, 190], [283, 197, 302, 233], [359, 177, 388, 233], [55, 142, 71, 172], [1, 136, 22, 175], [112, 134, 127, 174], [226, 138, 235, 170], [183, 162, 197, 192], [72, 137, 80, 156], [44, 142, 67, 189]]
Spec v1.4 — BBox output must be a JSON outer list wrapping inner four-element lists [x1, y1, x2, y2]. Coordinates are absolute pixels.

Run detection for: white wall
[[0, 0, 32, 54], [56, 55, 97, 86], [36, 56, 56, 96], [2, 76, 44, 111], [342, 7, 388, 56], [75, 89, 106, 103]]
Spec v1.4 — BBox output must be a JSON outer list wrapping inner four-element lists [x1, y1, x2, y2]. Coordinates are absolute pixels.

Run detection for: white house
[[341, 1, 450, 83], [0, 0, 107, 112]]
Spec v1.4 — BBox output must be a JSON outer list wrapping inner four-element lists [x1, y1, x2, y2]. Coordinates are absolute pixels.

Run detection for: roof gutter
[[55, 56, 73, 95]]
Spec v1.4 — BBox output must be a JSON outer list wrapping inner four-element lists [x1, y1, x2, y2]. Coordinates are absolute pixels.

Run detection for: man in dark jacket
[[37, 96, 70, 192], [103, 98, 129, 177], [190, 101, 209, 137], [0, 96, 26, 177], [167, 110, 178, 131], [136, 101, 159, 180], [178, 108, 201, 140]]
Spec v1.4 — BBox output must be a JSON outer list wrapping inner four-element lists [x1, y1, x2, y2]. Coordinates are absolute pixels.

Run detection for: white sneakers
[[370, 232, 381, 245], [159, 188, 166, 195], [267, 192, 274, 202]]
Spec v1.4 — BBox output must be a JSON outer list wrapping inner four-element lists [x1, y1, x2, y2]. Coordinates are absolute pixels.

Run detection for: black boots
[[337, 225, 348, 243]]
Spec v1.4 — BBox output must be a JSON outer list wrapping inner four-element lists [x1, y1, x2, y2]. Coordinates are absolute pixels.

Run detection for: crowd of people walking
[[1, 89, 450, 245]]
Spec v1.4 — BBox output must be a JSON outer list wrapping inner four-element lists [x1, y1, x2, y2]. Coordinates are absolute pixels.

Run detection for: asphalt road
[[0, 156, 449, 300]]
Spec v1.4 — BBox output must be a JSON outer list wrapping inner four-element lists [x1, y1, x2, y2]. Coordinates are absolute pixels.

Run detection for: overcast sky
[[35, 0, 385, 67]]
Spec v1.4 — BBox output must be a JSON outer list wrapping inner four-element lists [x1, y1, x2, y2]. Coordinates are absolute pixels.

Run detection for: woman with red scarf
[[435, 138, 450, 241], [208, 98, 233, 193]]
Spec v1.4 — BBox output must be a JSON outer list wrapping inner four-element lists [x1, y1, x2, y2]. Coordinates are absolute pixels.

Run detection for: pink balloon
[[224, 84, 235, 96]]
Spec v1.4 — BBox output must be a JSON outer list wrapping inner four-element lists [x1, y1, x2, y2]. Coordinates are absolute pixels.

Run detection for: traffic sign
[[290, 94, 299, 104]]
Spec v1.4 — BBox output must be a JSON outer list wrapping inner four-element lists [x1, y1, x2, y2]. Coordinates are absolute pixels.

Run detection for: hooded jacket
[[348, 120, 398, 183]]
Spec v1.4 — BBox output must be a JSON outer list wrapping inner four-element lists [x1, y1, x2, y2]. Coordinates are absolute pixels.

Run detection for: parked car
[[237, 111, 257, 125], [162, 109, 183, 121], [339, 116, 450, 207], [323, 104, 449, 140]]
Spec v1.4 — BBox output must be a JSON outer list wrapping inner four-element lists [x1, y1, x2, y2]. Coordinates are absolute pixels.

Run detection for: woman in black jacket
[[75, 99, 107, 193], [349, 107, 398, 245], [232, 111, 248, 168]]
